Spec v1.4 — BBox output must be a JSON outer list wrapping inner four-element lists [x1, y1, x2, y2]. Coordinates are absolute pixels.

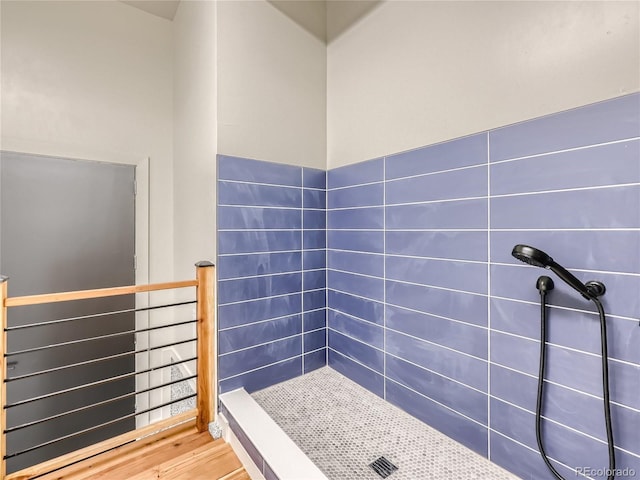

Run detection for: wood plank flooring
[[33, 423, 249, 480]]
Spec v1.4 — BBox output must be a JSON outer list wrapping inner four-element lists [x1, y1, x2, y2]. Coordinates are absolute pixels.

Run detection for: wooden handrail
[[0, 262, 216, 480], [5, 280, 198, 307]]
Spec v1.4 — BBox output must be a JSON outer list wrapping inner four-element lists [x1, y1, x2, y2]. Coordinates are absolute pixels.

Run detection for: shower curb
[[220, 388, 328, 480]]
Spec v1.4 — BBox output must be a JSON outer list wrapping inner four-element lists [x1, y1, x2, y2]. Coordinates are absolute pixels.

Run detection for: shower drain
[[369, 456, 398, 478]]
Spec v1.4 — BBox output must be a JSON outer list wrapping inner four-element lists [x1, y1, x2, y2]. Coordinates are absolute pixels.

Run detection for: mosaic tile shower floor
[[252, 367, 519, 480]]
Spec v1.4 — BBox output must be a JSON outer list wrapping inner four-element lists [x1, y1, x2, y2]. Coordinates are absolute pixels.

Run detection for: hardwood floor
[[33, 423, 249, 480]]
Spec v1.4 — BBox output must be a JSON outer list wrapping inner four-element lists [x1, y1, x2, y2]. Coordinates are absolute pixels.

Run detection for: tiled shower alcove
[[217, 93, 640, 479], [251, 367, 517, 480]]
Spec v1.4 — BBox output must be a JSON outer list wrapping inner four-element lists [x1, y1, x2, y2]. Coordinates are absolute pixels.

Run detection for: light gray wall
[[217, 0, 327, 169], [173, 0, 327, 280], [327, 0, 640, 168], [0, 0, 174, 281], [173, 0, 217, 282]]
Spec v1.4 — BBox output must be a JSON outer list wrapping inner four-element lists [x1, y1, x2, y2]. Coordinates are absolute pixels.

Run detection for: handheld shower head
[[511, 244, 599, 300], [511, 244, 553, 269]]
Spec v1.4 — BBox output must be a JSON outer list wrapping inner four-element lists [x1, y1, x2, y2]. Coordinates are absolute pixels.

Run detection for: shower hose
[[537, 287, 616, 480]]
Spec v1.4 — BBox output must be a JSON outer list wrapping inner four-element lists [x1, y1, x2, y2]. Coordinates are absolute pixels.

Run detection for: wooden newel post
[[195, 262, 215, 433], [1, 276, 8, 480]]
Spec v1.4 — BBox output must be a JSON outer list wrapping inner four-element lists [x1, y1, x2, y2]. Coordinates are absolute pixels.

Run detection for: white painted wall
[[173, 0, 217, 282], [0, 0, 174, 281], [217, 0, 326, 169], [327, 0, 640, 168], [171, 0, 217, 390]]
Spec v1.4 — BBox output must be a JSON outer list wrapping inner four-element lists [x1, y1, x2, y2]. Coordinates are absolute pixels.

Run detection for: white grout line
[[218, 203, 302, 210], [385, 376, 487, 427], [327, 180, 384, 191], [489, 137, 640, 166], [217, 248, 326, 257], [486, 132, 492, 459], [384, 276, 488, 298], [218, 249, 302, 257], [385, 351, 487, 395], [363, 179, 640, 209], [305, 346, 326, 356], [384, 301, 487, 329], [222, 296, 637, 370], [384, 228, 488, 232], [327, 228, 385, 231], [304, 287, 325, 294], [385, 252, 485, 264], [327, 307, 384, 329], [328, 347, 640, 460], [490, 328, 640, 367], [489, 430, 595, 479], [304, 307, 326, 315], [218, 248, 300, 256], [328, 328, 384, 352], [384, 196, 488, 208], [325, 181, 329, 367], [219, 292, 299, 307], [218, 228, 302, 232], [303, 326, 327, 335], [491, 396, 640, 459], [328, 287, 384, 305], [219, 332, 302, 357], [220, 313, 302, 332], [335, 293, 640, 369], [327, 204, 386, 211], [328, 248, 384, 257], [202, 249, 619, 270], [324, 138, 640, 190], [490, 294, 640, 323], [328, 324, 640, 416], [218, 178, 303, 189], [328, 347, 382, 374], [490, 181, 640, 199], [492, 260, 640, 277], [300, 171, 305, 374], [328, 267, 384, 281], [491, 227, 640, 231], [219, 353, 303, 382], [490, 360, 640, 413], [386, 327, 488, 363], [385, 162, 486, 184], [219, 269, 323, 283]]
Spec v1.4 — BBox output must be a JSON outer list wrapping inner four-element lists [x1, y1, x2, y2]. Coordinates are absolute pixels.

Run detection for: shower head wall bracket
[[585, 281, 606, 298]]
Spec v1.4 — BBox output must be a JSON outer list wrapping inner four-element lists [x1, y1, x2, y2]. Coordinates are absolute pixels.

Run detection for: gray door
[[0, 151, 136, 473]]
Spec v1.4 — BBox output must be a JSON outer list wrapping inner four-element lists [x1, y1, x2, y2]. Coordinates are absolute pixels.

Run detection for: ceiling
[[120, 0, 381, 43], [121, 1, 180, 21], [269, 0, 381, 43]]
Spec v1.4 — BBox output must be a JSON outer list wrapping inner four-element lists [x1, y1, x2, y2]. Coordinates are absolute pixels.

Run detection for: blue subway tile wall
[[325, 93, 640, 477], [215, 95, 639, 478], [327, 158, 386, 394], [302, 167, 328, 375], [217, 156, 326, 395]]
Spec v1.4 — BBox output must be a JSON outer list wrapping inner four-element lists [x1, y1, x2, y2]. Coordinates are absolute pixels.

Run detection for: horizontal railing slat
[[4, 280, 198, 307]]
